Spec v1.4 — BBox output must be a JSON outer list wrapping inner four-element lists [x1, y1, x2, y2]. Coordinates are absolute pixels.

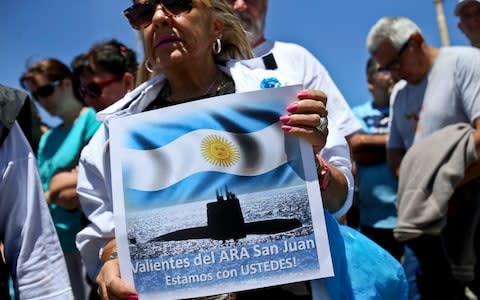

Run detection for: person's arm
[[387, 148, 406, 178], [280, 89, 352, 217], [0, 123, 73, 299], [473, 117, 480, 159], [349, 133, 388, 164], [76, 125, 115, 279], [318, 127, 353, 218], [49, 168, 80, 210], [458, 118, 480, 186], [76, 125, 137, 299], [316, 153, 349, 215], [96, 239, 137, 299]]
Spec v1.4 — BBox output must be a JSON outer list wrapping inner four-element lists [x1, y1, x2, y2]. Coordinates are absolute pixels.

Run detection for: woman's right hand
[[96, 258, 138, 300]]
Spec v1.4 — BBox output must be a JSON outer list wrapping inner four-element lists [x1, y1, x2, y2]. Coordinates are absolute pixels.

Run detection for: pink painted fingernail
[[281, 125, 293, 132], [127, 294, 139, 300], [287, 103, 298, 113], [279, 115, 291, 123], [297, 91, 310, 99]]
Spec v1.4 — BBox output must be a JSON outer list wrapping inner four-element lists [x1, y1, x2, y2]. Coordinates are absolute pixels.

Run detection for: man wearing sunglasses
[[227, 0, 361, 144], [367, 16, 480, 300]]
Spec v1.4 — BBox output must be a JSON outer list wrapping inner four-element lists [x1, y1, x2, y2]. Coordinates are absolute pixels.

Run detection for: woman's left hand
[[279, 89, 329, 153]]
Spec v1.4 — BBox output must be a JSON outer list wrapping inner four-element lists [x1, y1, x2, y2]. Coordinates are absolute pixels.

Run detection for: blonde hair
[[136, 0, 253, 85], [202, 0, 254, 60]]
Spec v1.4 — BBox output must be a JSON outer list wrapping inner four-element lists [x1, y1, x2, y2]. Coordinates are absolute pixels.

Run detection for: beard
[[236, 11, 265, 46]]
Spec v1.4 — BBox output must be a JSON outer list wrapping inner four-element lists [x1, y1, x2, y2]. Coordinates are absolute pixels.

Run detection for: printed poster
[[109, 85, 334, 299]]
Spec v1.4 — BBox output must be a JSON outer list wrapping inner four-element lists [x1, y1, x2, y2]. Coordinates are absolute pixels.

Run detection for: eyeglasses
[[124, 0, 193, 30], [378, 38, 411, 72], [79, 77, 120, 99], [31, 80, 62, 100]]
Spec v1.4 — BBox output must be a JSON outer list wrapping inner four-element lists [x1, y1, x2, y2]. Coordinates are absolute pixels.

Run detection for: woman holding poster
[[76, 0, 356, 298]]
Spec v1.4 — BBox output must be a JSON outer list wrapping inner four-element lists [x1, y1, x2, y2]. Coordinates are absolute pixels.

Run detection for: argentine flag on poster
[[109, 85, 333, 299], [112, 85, 312, 210]]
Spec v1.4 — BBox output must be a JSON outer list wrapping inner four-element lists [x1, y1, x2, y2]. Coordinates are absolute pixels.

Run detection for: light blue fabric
[[403, 246, 421, 300], [313, 213, 408, 300], [355, 164, 398, 228], [37, 107, 101, 252], [314, 212, 354, 300], [352, 101, 389, 135], [352, 101, 398, 229], [341, 225, 408, 299]]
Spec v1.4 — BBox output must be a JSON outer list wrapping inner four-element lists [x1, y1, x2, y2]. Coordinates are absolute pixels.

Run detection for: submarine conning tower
[[207, 187, 246, 240]]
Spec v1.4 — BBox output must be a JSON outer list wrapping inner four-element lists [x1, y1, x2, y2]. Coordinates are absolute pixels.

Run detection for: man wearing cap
[[456, 0, 480, 48]]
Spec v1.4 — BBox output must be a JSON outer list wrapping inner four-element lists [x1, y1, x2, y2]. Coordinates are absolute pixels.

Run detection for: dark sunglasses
[[378, 38, 411, 73], [79, 77, 120, 99], [31, 80, 62, 100], [124, 0, 193, 30]]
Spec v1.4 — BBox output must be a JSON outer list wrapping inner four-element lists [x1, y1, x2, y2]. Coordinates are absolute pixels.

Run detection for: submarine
[[148, 187, 302, 243]]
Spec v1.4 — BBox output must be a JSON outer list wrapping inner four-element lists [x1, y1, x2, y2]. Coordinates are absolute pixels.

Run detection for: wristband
[[316, 156, 330, 192], [108, 251, 118, 261], [100, 241, 118, 264]]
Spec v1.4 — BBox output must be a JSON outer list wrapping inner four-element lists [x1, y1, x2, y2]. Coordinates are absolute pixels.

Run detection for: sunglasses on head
[[79, 77, 120, 99], [124, 0, 193, 30], [31, 80, 62, 100]]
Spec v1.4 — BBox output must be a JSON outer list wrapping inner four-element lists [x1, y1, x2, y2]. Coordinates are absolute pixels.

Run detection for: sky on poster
[[0, 0, 469, 116]]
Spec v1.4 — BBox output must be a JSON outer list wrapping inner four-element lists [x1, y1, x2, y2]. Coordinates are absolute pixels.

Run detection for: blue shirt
[[38, 107, 101, 252], [352, 101, 398, 228]]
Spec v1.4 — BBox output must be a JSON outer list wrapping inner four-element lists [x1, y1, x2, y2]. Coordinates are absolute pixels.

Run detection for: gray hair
[[366, 17, 422, 55]]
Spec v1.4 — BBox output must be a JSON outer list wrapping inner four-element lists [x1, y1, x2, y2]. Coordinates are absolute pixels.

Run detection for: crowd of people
[[0, 0, 479, 299]]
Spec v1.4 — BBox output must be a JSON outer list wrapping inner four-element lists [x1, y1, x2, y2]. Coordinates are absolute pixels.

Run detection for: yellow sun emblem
[[201, 134, 240, 167]]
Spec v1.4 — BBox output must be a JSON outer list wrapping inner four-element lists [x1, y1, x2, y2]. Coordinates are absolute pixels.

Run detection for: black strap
[[262, 53, 278, 70], [0, 258, 11, 300], [0, 127, 8, 147]]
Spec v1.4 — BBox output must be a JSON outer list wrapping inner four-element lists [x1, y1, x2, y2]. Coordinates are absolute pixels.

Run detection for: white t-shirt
[[254, 40, 361, 138], [388, 80, 420, 150], [415, 47, 480, 141], [388, 47, 480, 150]]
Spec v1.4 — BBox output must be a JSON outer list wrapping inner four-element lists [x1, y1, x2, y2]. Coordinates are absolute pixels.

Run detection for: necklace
[[165, 71, 223, 103], [145, 73, 235, 111]]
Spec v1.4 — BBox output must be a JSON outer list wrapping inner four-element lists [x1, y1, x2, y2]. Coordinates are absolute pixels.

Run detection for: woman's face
[[142, 0, 222, 71], [24, 74, 65, 116], [79, 69, 130, 112]]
